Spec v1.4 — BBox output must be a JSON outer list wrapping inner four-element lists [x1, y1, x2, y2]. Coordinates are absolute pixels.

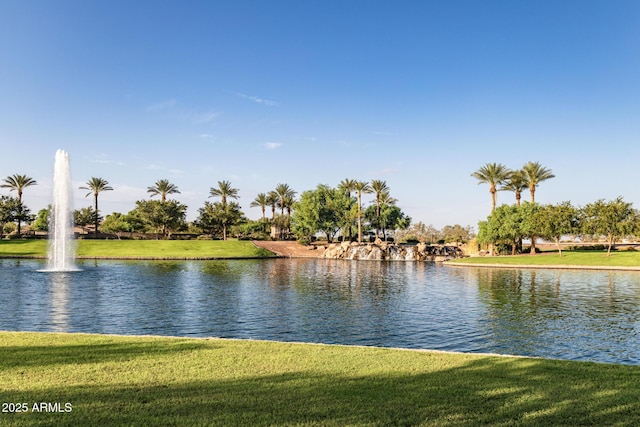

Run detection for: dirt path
[[252, 241, 322, 258]]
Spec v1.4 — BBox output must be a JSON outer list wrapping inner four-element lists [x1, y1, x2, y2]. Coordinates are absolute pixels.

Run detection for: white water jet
[[46, 149, 78, 271]]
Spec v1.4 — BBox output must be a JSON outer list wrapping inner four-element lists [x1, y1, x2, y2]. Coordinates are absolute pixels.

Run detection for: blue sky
[[1, 1, 639, 229]]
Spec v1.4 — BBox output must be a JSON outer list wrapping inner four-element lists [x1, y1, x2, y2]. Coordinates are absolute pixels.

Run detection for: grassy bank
[[0, 240, 275, 259], [0, 332, 638, 426], [448, 250, 640, 268]]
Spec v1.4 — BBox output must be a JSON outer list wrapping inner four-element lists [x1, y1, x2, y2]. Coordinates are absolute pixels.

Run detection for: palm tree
[[250, 193, 268, 221], [353, 181, 372, 243], [79, 177, 113, 234], [209, 180, 240, 240], [338, 178, 357, 198], [1, 174, 37, 235], [267, 191, 278, 220], [471, 163, 510, 213], [147, 179, 180, 202], [209, 180, 239, 208], [521, 161, 555, 203], [274, 183, 296, 215], [500, 170, 528, 206], [338, 178, 357, 240], [370, 179, 390, 239]]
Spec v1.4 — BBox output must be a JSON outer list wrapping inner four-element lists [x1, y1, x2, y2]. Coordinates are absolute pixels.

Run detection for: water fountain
[[45, 149, 78, 271]]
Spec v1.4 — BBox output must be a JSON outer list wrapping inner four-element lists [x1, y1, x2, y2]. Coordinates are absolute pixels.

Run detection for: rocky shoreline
[[318, 241, 464, 261]]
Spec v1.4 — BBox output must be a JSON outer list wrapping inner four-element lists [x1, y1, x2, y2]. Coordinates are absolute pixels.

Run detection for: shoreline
[[4, 254, 640, 272], [445, 261, 640, 271], [0, 330, 591, 366]]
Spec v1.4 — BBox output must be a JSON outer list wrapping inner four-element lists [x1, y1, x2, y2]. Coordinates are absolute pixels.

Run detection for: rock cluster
[[318, 240, 463, 261]]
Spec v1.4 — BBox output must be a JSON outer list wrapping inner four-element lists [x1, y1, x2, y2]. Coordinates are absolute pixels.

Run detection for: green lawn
[[0, 332, 638, 426], [0, 240, 275, 259], [448, 250, 640, 268]]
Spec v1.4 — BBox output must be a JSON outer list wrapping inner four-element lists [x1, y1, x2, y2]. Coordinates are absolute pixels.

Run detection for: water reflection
[[49, 272, 71, 331], [0, 259, 638, 365]]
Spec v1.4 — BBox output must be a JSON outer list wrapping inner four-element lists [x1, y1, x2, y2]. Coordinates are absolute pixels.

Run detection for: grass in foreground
[[0, 240, 274, 259], [1, 332, 639, 426], [449, 250, 640, 267]]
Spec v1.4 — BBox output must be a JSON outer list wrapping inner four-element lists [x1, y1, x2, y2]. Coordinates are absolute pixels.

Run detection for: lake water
[[1, 258, 639, 365]]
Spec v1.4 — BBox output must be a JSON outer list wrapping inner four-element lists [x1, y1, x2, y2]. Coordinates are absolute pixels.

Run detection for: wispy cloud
[[86, 153, 127, 166], [190, 111, 220, 124], [199, 133, 215, 140], [263, 142, 283, 150], [146, 99, 177, 112], [238, 93, 279, 106]]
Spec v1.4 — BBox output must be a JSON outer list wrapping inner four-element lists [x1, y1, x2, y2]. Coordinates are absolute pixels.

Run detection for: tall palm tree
[[1, 174, 37, 235], [521, 161, 555, 203], [267, 191, 278, 220], [500, 170, 528, 206], [274, 183, 296, 215], [79, 177, 113, 234], [209, 180, 239, 208], [353, 181, 372, 243], [209, 180, 239, 240], [471, 163, 510, 213], [250, 193, 268, 221], [338, 178, 357, 198], [370, 179, 390, 239], [147, 179, 180, 202], [338, 178, 357, 240]]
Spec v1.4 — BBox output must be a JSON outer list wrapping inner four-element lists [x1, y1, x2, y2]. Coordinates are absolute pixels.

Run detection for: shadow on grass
[[3, 356, 639, 426], [0, 340, 217, 369]]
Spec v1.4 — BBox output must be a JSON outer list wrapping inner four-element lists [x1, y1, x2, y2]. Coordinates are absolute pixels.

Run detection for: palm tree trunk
[[490, 188, 497, 213], [94, 193, 99, 234], [357, 193, 363, 243]]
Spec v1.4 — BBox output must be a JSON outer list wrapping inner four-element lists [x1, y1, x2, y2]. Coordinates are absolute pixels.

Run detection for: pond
[[1, 258, 639, 365]]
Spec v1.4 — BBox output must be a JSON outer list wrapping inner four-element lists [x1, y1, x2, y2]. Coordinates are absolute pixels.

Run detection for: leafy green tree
[[441, 224, 475, 244], [32, 207, 50, 232], [74, 207, 98, 234], [478, 204, 525, 255], [101, 212, 132, 239], [231, 219, 270, 240], [292, 184, 352, 243], [395, 222, 442, 243], [196, 201, 245, 239], [79, 177, 113, 234], [353, 181, 372, 243], [365, 203, 410, 241], [537, 202, 579, 256], [521, 161, 555, 203], [1, 174, 37, 234], [131, 199, 187, 239], [581, 197, 638, 256], [147, 179, 180, 202], [0, 196, 22, 237], [471, 163, 510, 213], [519, 202, 545, 254]]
